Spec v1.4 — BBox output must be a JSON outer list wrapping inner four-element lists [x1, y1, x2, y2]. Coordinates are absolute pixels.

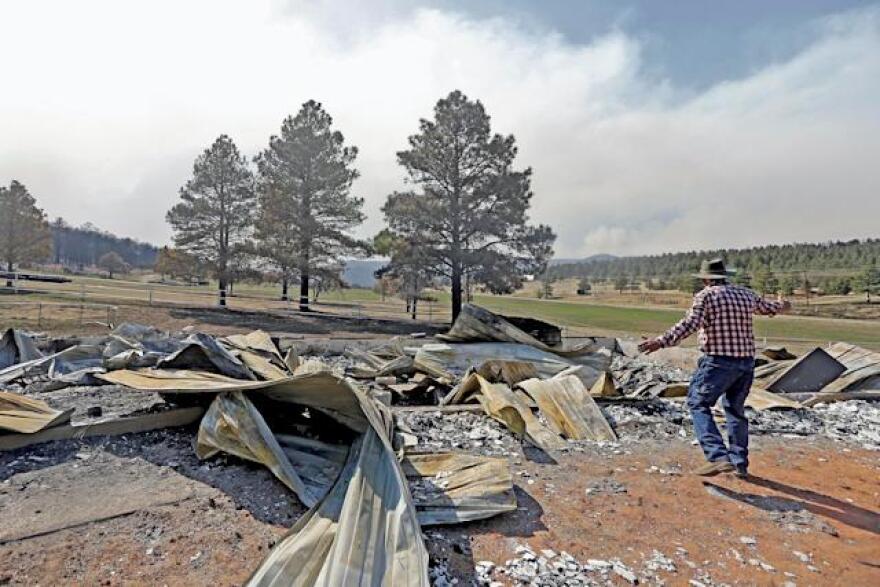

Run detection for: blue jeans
[[687, 355, 754, 468]]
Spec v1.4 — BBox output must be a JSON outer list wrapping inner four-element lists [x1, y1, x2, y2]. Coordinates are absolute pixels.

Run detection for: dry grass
[[3, 273, 878, 350]]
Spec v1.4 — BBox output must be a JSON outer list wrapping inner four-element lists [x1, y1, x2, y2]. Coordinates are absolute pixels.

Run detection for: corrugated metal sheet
[[0, 391, 73, 434], [765, 348, 846, 394], [517, 375, 617, 441], [101, 368, 429, 586]]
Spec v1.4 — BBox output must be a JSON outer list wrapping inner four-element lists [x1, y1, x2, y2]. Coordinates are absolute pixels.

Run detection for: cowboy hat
[[693, 258, 734, 280]]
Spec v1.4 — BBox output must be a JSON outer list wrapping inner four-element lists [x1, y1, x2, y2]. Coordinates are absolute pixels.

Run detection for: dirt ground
[[1, 425, 877, 586], [1, 301, 445, 340]]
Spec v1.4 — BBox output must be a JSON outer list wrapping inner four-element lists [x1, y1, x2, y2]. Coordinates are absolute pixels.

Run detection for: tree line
[[0, 181, 158, 278], [545, 240, 880, 302], [548, 240, 880, 281], [165, 92, 555, 318], [50, 219, 158, 269]]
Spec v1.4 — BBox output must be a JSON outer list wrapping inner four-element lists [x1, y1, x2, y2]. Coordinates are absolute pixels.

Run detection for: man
[[638, 258, 791, 478]]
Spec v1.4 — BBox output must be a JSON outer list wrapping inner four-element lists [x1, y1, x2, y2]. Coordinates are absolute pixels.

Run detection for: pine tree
[[677, 274, 701, 294], [154, 247, 204, 283], [732, 271, 752, 288], [577, 277, 592, 295], [779, 275, 797, 296], [374, 229, 433, 319], [537, 272, 555, 299], [853, 265, 880, 303], [753, 268, 779, 296], [98, 251, 128, 278], [382, 90, 555, 320], [0, 180, 52, 287], [166, 135, 255, 306], [255, 101, 366, 310]]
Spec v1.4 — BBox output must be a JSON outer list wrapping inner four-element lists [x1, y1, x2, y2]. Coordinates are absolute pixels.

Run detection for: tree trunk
[[411, 297, 418, 320], [451, 264, 462, 322], [281, 276, 288, 301], [5, 261, 12, 288], [299, 273, 310, 312], [218, 276, 227, 307]]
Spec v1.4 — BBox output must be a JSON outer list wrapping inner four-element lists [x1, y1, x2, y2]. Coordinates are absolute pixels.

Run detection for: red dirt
[[453, 438, 880, 585], [1, 437, 877, 586]]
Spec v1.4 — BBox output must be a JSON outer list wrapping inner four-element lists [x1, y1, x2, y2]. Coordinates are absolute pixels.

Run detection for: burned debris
[[1, 304, 878, 585]]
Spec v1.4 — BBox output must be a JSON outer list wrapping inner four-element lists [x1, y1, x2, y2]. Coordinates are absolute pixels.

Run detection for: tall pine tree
[[166, 135, 255, 306], [382, 91, 555, 320], [0, 180, 52, 287], [255, 101, 366, 310]]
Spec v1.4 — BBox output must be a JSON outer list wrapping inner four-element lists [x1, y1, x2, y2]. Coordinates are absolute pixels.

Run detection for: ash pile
[[603, 339, 880, 450]]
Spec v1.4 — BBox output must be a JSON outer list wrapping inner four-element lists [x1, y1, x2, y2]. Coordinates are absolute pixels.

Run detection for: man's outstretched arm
[[755, 292, 791, 316], [638, 292, 706, 354]]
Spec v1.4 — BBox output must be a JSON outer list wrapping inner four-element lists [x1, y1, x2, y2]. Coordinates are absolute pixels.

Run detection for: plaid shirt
[[657, 284, 784, 357]]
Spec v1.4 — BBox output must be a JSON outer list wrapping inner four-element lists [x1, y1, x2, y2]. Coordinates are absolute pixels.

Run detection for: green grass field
[[470, 295, 880, 348]]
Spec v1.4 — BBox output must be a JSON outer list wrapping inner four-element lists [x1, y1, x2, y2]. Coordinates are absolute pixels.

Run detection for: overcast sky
[[1, 0, 878, 258]]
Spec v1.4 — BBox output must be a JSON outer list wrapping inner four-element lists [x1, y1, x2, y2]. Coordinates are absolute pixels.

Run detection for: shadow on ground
[[703, 476, 880, 535]]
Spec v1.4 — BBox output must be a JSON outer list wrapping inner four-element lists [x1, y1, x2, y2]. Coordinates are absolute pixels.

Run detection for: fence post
[[37, 303, 42, 327], [80, 303, 85, 325], [148, 289, 153, 306]]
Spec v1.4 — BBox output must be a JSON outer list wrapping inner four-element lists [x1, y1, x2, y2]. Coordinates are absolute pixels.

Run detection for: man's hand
[[776, 293, 792, 314], [638, 338, 663, 354]]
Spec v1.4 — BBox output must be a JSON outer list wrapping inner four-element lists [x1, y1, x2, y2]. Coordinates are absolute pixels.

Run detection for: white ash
[[600, 394, 880, 449], [429, 559, 458, 586], [747, 408, 825, 436], [585, 478, 628, 496], [410, 470, 453, 502], [397, 410, 522, 456], [601, 400, 692, 440], [643, 550, 677, 573], [475, 543, 683, 586], [812, 400, 880, 450], [612, 355, 691, 396], [748, 400, 880, 449]]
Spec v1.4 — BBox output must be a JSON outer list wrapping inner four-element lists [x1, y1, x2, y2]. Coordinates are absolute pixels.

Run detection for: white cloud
[[0, 1, 877, 257]]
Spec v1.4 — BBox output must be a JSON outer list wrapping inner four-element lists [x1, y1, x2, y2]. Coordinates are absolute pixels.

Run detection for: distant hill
[[344, 254, 618, 287], [549, 254, 617, 266], [46, 222, 387, 285], [50, 220, 159, 269], [272, 254, 623, 287], [548, 239, 880, 281]]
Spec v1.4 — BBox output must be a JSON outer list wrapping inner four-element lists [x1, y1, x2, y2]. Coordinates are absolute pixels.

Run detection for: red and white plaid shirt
[[657, 284, 784, 357]]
